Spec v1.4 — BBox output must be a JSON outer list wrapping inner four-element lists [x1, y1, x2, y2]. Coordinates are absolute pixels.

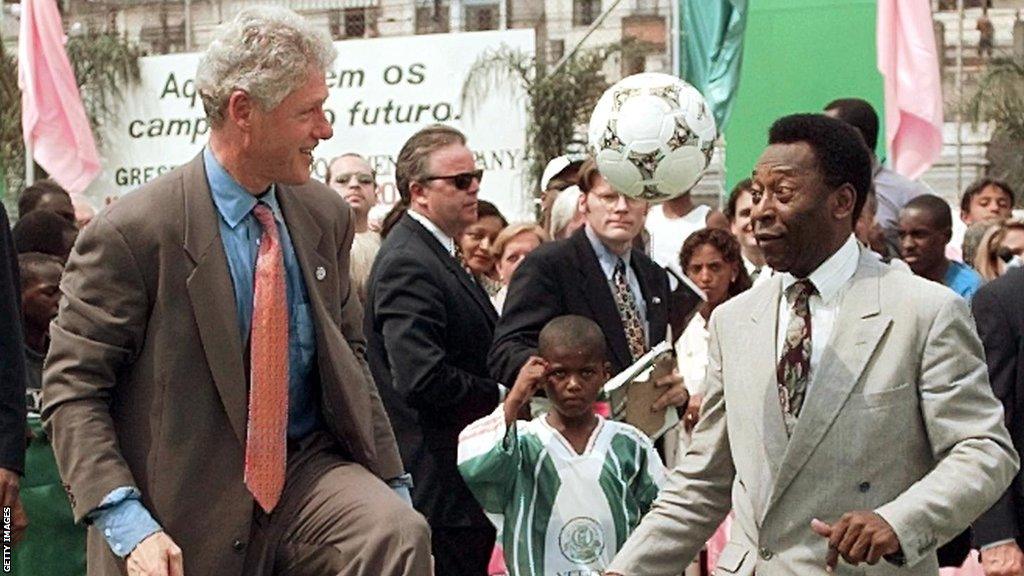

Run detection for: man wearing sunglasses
[[490, 157, 689, 415], [327, 153, 380, 304], [366, 125, 502, 576]]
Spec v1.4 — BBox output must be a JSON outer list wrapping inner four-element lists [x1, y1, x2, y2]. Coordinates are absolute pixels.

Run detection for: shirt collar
[[781, 235, 860, 305], [204, 147, 281, 229], [585, 224, 631, 279], [407, 209, 456, 257]]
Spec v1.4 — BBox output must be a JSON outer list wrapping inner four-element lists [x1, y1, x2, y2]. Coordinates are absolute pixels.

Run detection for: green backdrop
[[722, 0, 884, 193]]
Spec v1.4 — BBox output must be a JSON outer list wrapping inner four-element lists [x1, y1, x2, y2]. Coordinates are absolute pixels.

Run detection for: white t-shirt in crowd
[[646, 204, 711, 279]]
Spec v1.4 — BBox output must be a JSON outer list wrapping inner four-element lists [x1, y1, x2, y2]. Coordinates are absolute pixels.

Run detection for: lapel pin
[[315, 266, 327, 281], [652, 296, 662, 305]]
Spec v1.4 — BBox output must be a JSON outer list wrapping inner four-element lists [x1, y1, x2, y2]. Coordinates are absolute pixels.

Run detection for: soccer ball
[[587, 73, 717, 202]]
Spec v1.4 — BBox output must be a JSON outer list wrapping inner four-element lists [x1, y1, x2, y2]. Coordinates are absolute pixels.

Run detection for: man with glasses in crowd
[[366, 124, 502, 576], [326, 153, 380, 304], [489, 158, 689, 413]]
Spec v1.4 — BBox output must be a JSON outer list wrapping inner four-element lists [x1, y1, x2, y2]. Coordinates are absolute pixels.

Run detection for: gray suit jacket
[[609, 250, 1019, 576]]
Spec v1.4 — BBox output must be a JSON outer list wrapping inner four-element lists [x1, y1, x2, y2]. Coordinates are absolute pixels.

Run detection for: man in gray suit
[[608, 114, 1018, 576]]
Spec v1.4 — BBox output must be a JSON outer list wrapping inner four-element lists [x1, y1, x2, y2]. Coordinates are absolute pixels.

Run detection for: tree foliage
[[461, 41, 648, 198], [964, 55, 1024, 202]]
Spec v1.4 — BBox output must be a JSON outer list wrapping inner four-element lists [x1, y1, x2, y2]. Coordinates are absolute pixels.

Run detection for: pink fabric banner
[[18, 0, 101, 194], [876, 0, 944, 181]]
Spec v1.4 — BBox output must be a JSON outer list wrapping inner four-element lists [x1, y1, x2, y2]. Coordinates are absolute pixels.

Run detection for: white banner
[[89, 29, 535, 221]]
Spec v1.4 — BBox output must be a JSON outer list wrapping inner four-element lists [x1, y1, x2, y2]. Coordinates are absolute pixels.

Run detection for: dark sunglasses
[[334, 171, 375, 185], [422, 169, 484, 191]]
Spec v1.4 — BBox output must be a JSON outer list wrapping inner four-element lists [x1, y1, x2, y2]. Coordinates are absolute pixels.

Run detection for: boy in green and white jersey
[[458, 315, 665, 576]]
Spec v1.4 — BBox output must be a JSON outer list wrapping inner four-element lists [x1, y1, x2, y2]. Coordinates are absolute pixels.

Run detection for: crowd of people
[[3, 5, 1024, 576]]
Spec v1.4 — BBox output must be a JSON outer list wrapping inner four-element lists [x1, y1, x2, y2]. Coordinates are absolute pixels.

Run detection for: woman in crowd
[[975, 219, 1024, 281], [670, 228, 752, 575], [675, 228, 752, 432], [488, 223, 550, 313], [459, 200, 507, 297]]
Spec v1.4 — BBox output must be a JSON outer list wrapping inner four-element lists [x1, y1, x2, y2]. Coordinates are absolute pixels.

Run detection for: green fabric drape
[[681, 0, 749, 132], [12, 416, 87, 576]]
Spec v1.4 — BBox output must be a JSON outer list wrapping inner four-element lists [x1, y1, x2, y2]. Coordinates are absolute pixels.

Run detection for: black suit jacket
[[365, 213, 500, 528], [489, 226, 670, 386], [0, 209, 26, 475], [972, 267, 1024, 548]]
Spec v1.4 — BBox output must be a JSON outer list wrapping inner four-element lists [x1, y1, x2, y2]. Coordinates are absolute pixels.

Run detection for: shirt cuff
[[497, 383, 508, 402], [387, 474, 414, 506], [89, 486, 162, 558]]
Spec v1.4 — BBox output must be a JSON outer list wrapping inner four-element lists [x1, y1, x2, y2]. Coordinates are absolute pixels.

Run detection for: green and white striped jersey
[[458, 408, 666, 576]]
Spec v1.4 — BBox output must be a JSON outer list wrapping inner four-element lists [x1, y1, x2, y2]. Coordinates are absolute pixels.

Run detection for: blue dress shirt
[[585, 224, 650, 345], [91, 148, 322, 557]]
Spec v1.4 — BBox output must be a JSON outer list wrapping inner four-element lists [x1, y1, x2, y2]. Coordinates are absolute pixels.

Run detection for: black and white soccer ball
[[587, 73, 717, 202]]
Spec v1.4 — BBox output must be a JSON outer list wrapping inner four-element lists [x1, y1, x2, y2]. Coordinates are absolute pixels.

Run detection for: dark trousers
[[243, 432, 433, 576], [431, 525, 496, 576]]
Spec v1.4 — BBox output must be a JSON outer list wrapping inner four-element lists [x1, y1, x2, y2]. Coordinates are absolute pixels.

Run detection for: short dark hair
[[960, 178, 1015, 214], [724, 178, 754, 221], [538, 315, 606, 362], [823, 98, 880, 152], [18, 179, 70, 219], [13, 210, 78, 260], [767, 113, 873, 223], [476, 200, 508, 228], [903, 194, 953, 231], [18, 252, 64, 292], [679, 228, 752, 299], [325, 152, 376, 185]]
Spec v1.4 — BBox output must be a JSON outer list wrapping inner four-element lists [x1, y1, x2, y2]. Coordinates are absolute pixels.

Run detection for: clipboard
[[603, 340, 680, 439]]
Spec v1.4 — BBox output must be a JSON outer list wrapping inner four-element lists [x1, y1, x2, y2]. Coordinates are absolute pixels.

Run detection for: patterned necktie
[[246, 203, 289, 513], [612, 258, 647, 360], [776, 278, 816, 436]]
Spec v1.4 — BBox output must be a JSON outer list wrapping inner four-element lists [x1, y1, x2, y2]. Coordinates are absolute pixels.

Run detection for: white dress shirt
[[408, 209, 456, 257], [674, 313, 709, 397], [776, 235, 860, 384]]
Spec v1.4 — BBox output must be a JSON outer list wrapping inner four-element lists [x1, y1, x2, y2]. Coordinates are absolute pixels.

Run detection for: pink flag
[[18, 0, 101, 194], [877, 0, 944, 181]]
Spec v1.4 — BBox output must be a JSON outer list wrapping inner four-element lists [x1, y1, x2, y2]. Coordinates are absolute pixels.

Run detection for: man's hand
[[811, 513, 900, 572], [981, 541, 1024, 576], [0, 468, 26, 544], [127, 531, 184, 576], [0, 467, 19, 509], [683, 394, 703, 432], [504, 357, 548, 425], [9, 496, 27, 546], [651, 369, 689, 412]]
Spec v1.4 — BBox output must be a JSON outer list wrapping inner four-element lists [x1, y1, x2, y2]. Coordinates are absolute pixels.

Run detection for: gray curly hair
[[196, 6, 337, 127]]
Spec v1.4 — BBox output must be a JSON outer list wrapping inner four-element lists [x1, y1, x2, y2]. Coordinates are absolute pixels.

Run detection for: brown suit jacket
[[41, 153, 404, 576]]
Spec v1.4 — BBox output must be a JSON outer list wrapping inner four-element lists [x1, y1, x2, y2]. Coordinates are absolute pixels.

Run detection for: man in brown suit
[[41, 7, 430, 576]]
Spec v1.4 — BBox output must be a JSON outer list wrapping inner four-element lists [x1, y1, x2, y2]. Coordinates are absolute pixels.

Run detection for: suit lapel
[[632, 253, 668, 345], [275, 186, 330, 319], [745, 275, 786, 521], [571, 230, 632, 371], [404, 216, 498, 326], [765, 254, 892, 512], [182, 154, 248, 447]]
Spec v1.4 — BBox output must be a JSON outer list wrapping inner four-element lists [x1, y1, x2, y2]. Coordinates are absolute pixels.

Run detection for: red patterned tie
[[246, 203, 289, 513]]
